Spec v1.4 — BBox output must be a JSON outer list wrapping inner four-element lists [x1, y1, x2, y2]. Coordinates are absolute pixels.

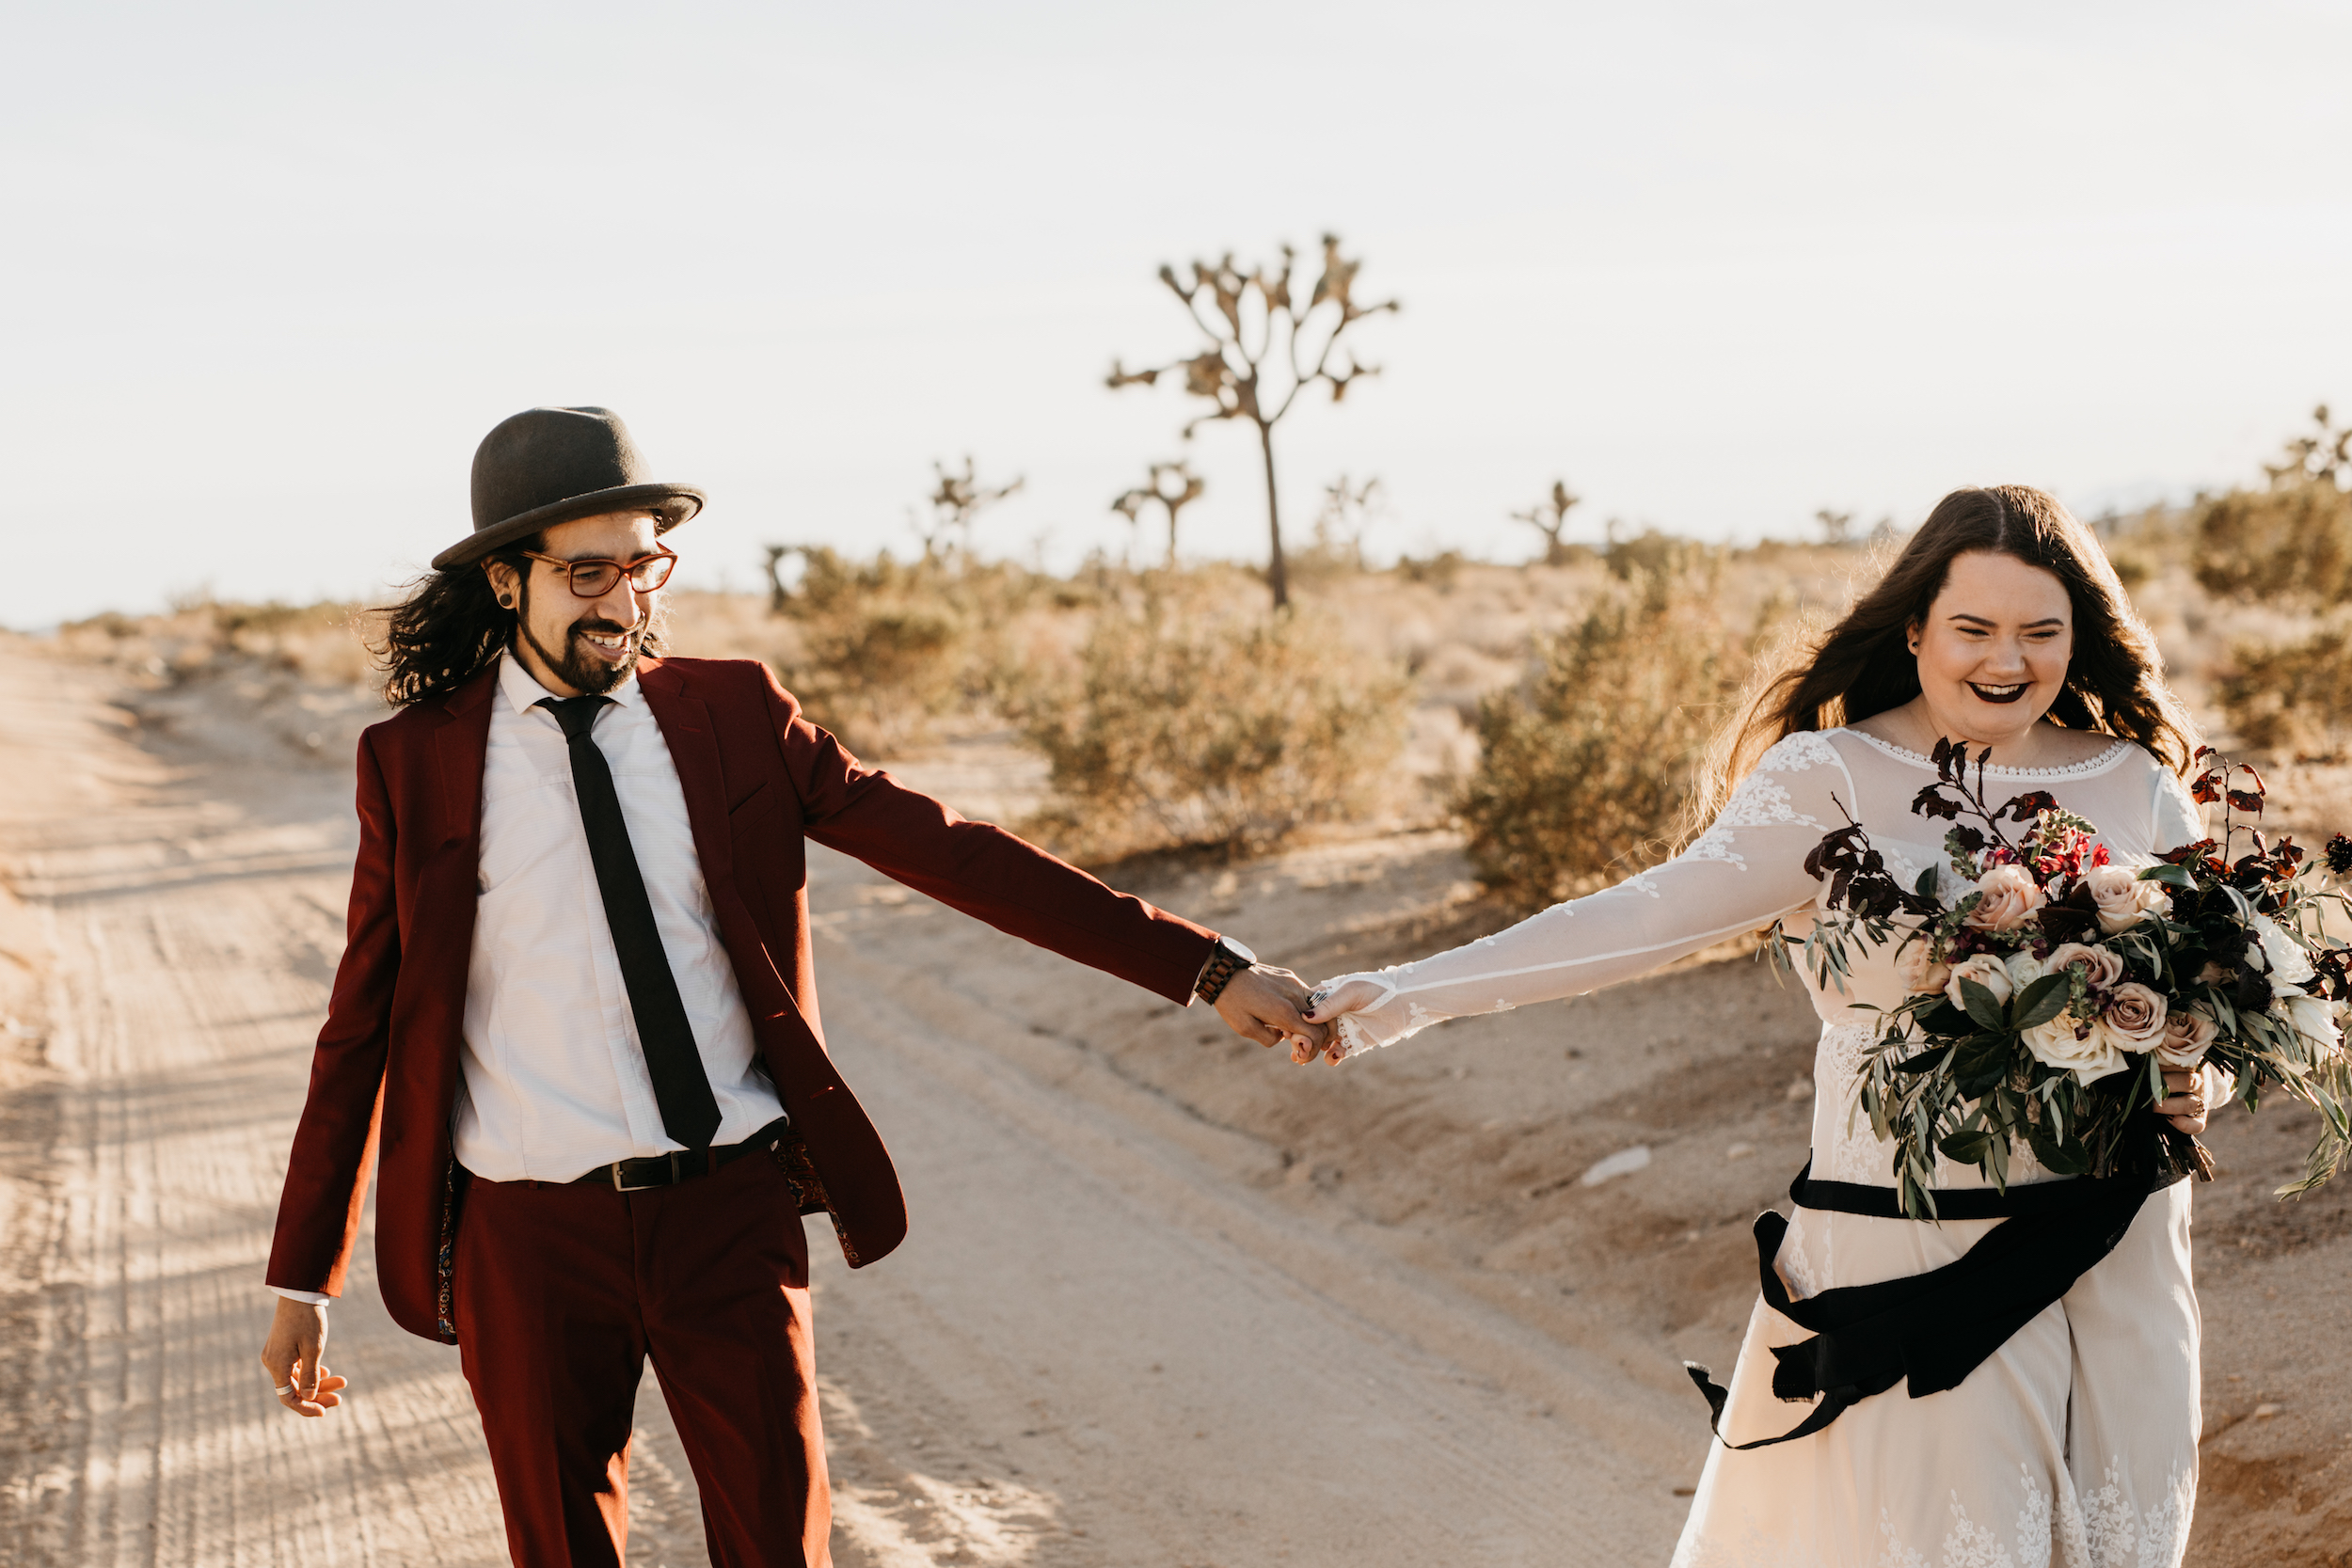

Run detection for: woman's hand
[[1295, 978, 1391, 1065], [2157, 1064, 2213, 1135]]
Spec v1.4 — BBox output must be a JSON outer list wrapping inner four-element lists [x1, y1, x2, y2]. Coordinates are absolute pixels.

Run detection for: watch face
[[1222, 937, 1256, 965]]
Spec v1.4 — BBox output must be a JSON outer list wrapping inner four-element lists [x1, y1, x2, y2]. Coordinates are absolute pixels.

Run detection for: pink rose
[[1965, 863, 2047, 932], [1945, 953, 2015, 1012], [2085, 863, 2172, 934], [2045, 941, 2125, 991], [1897, 939, 1953, 996], [2156, 1006, 2217, 1069], [2101, 981, 2169, 1053]]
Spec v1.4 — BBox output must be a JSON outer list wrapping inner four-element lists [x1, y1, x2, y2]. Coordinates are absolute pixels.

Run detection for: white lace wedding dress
[[1320, 727, 2207, 1568]]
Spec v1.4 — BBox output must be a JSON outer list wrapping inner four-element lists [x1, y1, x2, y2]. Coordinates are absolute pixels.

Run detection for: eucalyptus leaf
[[1951, 1033, 2012, 1095], [2011, 973, 2071, 1031], [1959, 978, 2008, 1033]]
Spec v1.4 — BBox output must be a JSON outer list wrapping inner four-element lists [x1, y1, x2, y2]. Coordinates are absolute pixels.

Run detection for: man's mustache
[[567, 618, 643, 640]]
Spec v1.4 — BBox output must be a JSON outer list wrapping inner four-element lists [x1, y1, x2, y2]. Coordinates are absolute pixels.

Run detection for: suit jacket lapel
[[428, 666, 496, 847], [639, 657, 733, 885]]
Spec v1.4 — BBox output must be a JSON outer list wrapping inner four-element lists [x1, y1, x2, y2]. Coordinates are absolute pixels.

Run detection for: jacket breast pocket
[[728, 780, 784, 838]]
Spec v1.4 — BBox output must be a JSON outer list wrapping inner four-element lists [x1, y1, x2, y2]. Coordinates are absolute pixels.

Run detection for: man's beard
[[517, 586, 644, 695]]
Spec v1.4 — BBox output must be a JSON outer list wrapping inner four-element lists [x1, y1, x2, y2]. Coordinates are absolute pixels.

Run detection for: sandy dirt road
[[0, 642, 1703, 1566], [5, 636, 2349, 1566]]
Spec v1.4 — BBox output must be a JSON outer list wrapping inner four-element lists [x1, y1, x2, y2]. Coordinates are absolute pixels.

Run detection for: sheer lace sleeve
[[2150, 763, 2205, 855], [1318, 732, 1859, 1058]]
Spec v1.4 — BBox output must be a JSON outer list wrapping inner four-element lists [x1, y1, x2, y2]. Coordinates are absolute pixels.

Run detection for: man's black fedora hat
[[433, 405, 706, 570]]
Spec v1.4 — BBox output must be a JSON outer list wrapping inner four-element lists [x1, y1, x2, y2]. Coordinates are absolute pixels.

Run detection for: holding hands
[[1208, 959, 1335, 1060], [1295, 978, 1385, 1064]]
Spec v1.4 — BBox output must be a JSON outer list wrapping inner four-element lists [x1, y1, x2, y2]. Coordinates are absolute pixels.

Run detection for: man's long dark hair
[[372, 536, 669, 706]]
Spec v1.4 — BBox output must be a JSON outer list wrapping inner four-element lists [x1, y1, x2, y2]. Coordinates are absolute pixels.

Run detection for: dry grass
[[54, 598, 383, 689]]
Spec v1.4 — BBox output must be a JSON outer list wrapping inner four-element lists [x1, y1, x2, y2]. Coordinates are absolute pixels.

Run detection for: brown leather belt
[[567, 1117, 792, 1193]]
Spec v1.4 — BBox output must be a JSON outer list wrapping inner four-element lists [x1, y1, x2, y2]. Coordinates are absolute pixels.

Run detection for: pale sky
[[9, 2, 2349, 625]]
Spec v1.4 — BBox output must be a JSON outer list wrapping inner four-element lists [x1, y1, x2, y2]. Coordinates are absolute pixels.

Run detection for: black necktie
[[537, 694, 723, 1149]]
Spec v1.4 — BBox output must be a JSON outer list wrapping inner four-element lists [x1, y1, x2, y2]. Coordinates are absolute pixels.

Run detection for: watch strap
[[1194, 939, 1252, 1005]]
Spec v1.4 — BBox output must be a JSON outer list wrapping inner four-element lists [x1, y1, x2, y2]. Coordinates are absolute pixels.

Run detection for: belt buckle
[[610, 1158, 662, 1193]]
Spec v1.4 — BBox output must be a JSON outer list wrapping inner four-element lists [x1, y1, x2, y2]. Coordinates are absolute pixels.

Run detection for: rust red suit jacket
[[267, 654, 1217, 1343]]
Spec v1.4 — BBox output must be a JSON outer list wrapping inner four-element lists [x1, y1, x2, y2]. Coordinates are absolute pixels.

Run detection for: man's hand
[[260, 1296, 349, 1418], [1212, 965, 1331, 1063]]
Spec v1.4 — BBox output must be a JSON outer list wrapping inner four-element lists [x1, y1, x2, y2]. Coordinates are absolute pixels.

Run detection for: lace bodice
[[1322, 728, 2204, 1183]]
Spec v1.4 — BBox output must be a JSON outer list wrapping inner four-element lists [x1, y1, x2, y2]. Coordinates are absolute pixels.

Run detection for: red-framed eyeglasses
[[519, 547, 679, 597]]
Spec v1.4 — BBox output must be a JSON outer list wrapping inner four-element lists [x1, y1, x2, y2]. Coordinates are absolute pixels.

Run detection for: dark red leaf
[[2001, 790, 2059, 822]]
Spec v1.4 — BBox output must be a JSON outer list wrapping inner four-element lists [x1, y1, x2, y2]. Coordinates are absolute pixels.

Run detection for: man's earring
[[500, 595, 514, 609]]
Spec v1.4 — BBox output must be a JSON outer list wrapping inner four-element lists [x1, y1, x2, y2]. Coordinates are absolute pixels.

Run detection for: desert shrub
[[2193, 483, 2352, 607], [59, 598, 377, 687], [2216, 628, 2352, 757], [1395, 550, 1465, 591], [1601, 527, 1699, 582], [1010, 590, 1410, 862], [769, 548, 1042, 754], [1456, 558, 1760, 911]]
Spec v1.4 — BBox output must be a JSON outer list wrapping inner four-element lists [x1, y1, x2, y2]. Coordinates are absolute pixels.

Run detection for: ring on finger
[[275, 1384, 294, 1396]]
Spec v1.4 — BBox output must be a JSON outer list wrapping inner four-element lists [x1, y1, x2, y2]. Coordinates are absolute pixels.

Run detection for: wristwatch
[[1194, 936, 1257, 1005]]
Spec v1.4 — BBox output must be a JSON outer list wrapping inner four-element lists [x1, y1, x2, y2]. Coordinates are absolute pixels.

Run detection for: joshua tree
[[1512, 481, 1581, 565], [1314, 474, 1384, 568], [1816, 508, 1856, 547], [1108, 235, 1399, 609], [760, 544, 797, 612], [2265, 404, 2351, 490], [1112, 460, 1205, 567], [914, 456, 1024, 562]]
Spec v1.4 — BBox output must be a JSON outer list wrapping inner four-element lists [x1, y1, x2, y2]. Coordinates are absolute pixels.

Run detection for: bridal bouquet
[[1786, 739, 2352, 1219]]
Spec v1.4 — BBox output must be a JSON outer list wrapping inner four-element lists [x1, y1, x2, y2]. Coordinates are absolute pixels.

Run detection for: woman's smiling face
[[1910, 549, 2074, 746]]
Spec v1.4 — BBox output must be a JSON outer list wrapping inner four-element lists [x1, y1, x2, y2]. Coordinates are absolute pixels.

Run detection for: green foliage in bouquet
[[1779, 740, 2352, 1221]]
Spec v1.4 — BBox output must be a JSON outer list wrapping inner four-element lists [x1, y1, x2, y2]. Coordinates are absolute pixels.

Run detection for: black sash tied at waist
[[1684, 1158, 2184, 1450]]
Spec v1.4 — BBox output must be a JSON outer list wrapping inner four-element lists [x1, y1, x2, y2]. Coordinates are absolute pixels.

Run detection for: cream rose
[[2253, 915, 2318, 987], [1964, 863, 2047, 933], [2101, 981, 2169, 1053], [2156, 1006, 2218, 1069], [2282, 990, 2343, 1058], [2086, 863, 2172, 934], [2004, 950, 2049, 990], [2024, 1015, 2130, 1085], [2044, 942, 2126, 991], [1896, 939, 1953, 996], [1945, 953, 2015, 1013]]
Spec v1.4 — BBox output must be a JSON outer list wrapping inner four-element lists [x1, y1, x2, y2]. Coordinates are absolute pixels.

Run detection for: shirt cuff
[[270, 1286, 330, 1305]]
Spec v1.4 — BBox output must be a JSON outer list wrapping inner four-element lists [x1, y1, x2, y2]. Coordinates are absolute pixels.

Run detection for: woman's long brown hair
[[1685, 484, 2200, 835]]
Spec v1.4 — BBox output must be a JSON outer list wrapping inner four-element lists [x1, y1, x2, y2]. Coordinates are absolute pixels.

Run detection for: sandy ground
[[3, 635, 2349, 1567]]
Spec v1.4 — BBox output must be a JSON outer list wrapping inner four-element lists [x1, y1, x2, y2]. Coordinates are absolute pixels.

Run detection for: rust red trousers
[[452, 1149, 831, 1568]]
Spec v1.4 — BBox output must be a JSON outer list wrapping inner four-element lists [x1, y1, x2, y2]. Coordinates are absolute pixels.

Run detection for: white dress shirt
[[276, 652, 788, 1303], [451, 651, 786, 1180]]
